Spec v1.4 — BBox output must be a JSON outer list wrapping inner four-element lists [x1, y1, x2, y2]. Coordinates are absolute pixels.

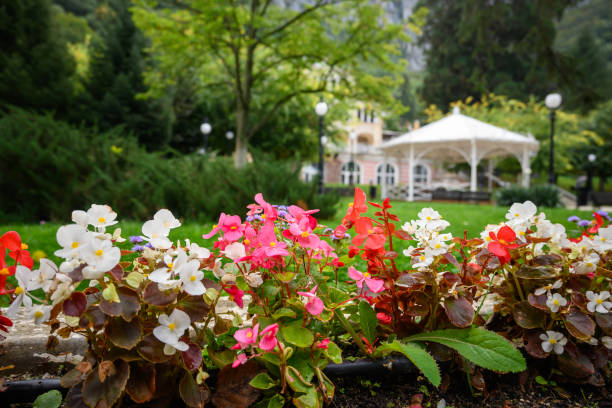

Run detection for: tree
[[74, 0, 173, 149], [418, 0, 577, 110], [0, 0, 75, 115], [132, 0, 407, 167]]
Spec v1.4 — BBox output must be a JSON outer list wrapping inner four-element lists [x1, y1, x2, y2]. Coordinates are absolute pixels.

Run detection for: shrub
[[496, 185, 560, 208], [0, 108, 337, 222]]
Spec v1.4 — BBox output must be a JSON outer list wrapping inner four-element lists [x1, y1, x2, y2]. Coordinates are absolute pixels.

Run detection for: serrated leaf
[[267, 394, 285, 408], [249, 373, 277, 390], [406, 327, 526, 373], [33, 389, 62, 408], [359, 300, 377, 343], [281, 323, 314, 348], [373, 340, 440, 386], [324, 341, 342, 364]]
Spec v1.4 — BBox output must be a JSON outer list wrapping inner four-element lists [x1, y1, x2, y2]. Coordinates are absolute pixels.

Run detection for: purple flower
[[246, 215, 254, 222], [567, 216, 580, 223], [344, 233, 351, 239], [323, 228, 334, 235], [130, 235, 144, 243], [597, 210, 608, 217], [578, 220, 591, 227], [145, 242, 154, 249], [132, 245, 145, 251]]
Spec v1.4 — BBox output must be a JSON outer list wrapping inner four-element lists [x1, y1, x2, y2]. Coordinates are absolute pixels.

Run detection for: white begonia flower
[[223, 242, 246, 261], [245, 272, 263, 288], [418, 208, 442, 222], [546, 293, 567, 313], [153, 309, 191, 353], [50, 273, 74, 305], [81, 239, 120, 278], [401, 220, 419, 235], [587, 337, 599, 346], [412, 251, 434, 269], [142, 219, 172, 249], [506, 201, 537, 222], [402, 245, 417, 258], [71, 210, 89, 228], [29, 304, 51, 325], [473, 293, 504, 316], [426, 234, 450, 256], [534, 279, 562, 296], [112, 228, 126, 243], [187, 242, 210, 259], [28, 258, 57, 292], [592, 226, 612, 253], [154, 209, 181, 230], [571, 252, 599, 275], [87, 204, 118, 229], [55, 224, 92, 259], [540, 331, 567, 354], [149, 252, 182, 283], [586, 291, 611, 314], [5, 266, 33, 318], [480, 224, 501, 245], [178, 259, 205, 296], [601, 336, 612, 349]]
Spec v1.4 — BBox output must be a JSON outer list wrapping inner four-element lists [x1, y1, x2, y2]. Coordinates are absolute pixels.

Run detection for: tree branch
[[259, 0, 331, 40]]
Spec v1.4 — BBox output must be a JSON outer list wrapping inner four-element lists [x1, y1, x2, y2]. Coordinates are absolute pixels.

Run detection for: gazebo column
[[408, 144, 414, 201], [487, 159, 496, 192], [470, 140, 478, 192], [381, 154, 388, 199], [521, 147, 531, 187]]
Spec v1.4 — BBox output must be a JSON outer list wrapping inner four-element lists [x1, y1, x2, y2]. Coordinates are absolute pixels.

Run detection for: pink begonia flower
[[232, 323, 259, 350], [286, 205, 319, 224], [297, 286, 324, 315], [256, 223, 289, 257], [225, 285, 245, 308], [232, 353, 248, 368], [258, 323, 279, 351], [348, 266, 384, 293], [316, 338, 331, 349], [219, 214, 244, 242], [283, 217, 320, 249], [254, 193, 277, 222]]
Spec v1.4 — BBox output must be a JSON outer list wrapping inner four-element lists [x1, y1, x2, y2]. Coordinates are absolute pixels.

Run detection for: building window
[[302, 164, 318, 183], [376, 163, 396, 185], [341, 161, 360, 185], [414, 164, 428, 184]]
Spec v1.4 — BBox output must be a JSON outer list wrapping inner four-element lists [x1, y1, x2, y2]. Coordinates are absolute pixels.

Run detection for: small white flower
[[534, 279, 562, 296], [71, 210, 89, 228], [425, 234, 449, 256], [154, 209, 181, 230], [87, 204, 118, 229], [601, 336, 612, 349], [593, 226, 612, 252], [401, 220, 418, 235], [412, 252, 433, 269], [418, 208, 442, 222], [153, 309, 191, 351], [149, 252, 184, 283], [245, 273, 263, 288], [50, 273, 74, 305], [5, 266, 33, 318], [506, 201, 537, 222], [142, 219, 172, 249], [587, 337, 599, 346], [187, 242, 210, 259], [540, 330, 567, 354], [81, 239, 120, 277], [571, 252, 599, 275], [178, 260, 205, 296], [29, 305, 51, 325], [546, 293, 567, 313], [28, 258, 57, 292], [55, 224, 92, 259], [586, 291, 611, 314]]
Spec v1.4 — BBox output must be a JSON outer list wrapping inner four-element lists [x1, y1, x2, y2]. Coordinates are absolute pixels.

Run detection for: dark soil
[[329, 371, 611, 408]]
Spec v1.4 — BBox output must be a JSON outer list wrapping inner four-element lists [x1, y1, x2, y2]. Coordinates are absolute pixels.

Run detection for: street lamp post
[[587, 153, 596, 204], [315, 98, 328, 194], [200, 118, 212, 154], [545, 93, 562, 184]]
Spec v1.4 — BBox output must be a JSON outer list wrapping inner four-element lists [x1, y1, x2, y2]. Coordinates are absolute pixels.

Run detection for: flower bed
[[0, 189, 610, 407]]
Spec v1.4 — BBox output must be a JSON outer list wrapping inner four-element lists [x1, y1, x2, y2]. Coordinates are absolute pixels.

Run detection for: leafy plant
[[496, 185, 560, 208]]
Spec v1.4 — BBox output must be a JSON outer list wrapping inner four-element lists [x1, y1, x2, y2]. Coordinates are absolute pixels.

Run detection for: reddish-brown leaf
[[98, 360, 116, 383], [513, 301, 547, 329], [137, 334, 172, 363], [106, 317, 142, 349], [82, 360, 129, 408], [63, 292, 87, 317], [61, 363, 91, 388], [557, 342, 594, 380], [182, 344, 203, 372], [100, 286, 141, 321], [143, 282, 177, 306], [595, 312, 612, 335], [527, 293, 549, 311], [523, 330, 548, 359], [126, 361, 156, 404], [564, 308, 595, 340], [177, 294, 211, 322], [393, 229, 412, 240], [179, 371, 210, 408], [108, 264, 123, 281], [443, 296, 474, 328], [211, 360, 263, 408]]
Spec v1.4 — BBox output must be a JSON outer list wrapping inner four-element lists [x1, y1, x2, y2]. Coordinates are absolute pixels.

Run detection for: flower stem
[[334, 310, 369, 355]]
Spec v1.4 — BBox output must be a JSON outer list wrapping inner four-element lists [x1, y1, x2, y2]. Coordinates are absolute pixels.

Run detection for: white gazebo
[[379, 107, 540, 201]]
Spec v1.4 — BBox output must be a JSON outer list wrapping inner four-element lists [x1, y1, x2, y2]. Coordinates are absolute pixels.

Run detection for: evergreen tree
[[74, 0, 172, 149], [0, 0, 75, 114]]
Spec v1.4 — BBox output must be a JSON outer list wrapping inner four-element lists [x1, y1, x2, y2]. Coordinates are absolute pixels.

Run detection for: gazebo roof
[[380, 107, 539, 163]]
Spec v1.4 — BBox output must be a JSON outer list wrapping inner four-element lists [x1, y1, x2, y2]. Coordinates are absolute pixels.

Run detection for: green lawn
[[1, 198, 594, 266]]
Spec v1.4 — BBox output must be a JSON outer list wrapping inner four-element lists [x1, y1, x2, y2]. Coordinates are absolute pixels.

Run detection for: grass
[[1, 198, 595, 267]]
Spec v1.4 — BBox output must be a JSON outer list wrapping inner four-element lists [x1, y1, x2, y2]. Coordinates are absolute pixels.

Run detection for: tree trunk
[[234, 99, 249, 168], [599, 174, 606, 192]]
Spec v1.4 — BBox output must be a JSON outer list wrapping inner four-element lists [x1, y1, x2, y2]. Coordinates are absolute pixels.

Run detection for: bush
[[0, 108, 338, 222], [495, 185, 560, 208]]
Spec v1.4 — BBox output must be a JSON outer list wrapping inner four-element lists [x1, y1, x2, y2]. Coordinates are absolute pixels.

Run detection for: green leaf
[[262, 280, 281, 298], [281, 323, 314, 348], [328, 287, 350, 305], [373, 340, 440, 386], [406, 327, 527, 373], [285, 366, 313, 394], [534, 375, 548, 385], [267, 393, 285, 408], [125, 272, 145, 288], [359, 300, 377, 343], [288, 350, 314, 382], [276, 272, 296, 282], [292, 386, 320, 408], [272, 308, 297, 319], [33, 390, 62, 408], [323, 341, 342, 364], [249, 373, 277, 390]]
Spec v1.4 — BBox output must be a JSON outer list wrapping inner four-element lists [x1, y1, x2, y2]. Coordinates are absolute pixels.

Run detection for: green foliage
[[33, 390, 63, 408], [358, 300, 378, 344], [373, 340, 441, 387], [0, 0, 75, 115], [406, 328, 527, 374], [0, 109, 338, 222], [496, 185, 560, 208]]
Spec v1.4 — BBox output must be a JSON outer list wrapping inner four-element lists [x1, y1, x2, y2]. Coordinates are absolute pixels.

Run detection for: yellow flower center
[[230, 226, 237, 230], [152, 233, 159, 239], [168, 323, 176, 331], [363, 272, 371, 279], [213, 224, 218, 229], [0, 268, 10, 275], [34, 310, 43, 319], [21, 243, 28, 250], [553, 299, 559, 305], [269, 242, 276, 247], [514, 213, 519, 218], [98, 217, 106, 224], [586, 262, 593, 267], [348, 203, 354, 207], [95, 249, 104, 256], [596, 298, 603, 304], [419, 256, 425, 261], [247, 331, 253, 338], [426, 216, 431, 221], [261, 214, 266, 219], [602, 237, 607, 242], [164, 221, 170, 228], [519, 231, 525, 236], [499, 239, 508, 245], [244, 239, 250, 245], [190, 275, 197, 282], [301, 231, 309, 238], [486, 236, 491, 241], [167, 262, 173, 270], [15, 286, 24, 295], [545, 285, 552, 290], [71, 241, 79, 249], [549, 338, 557, 344], [368, 229, 373, 234], [435, 243, 441, 249]]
